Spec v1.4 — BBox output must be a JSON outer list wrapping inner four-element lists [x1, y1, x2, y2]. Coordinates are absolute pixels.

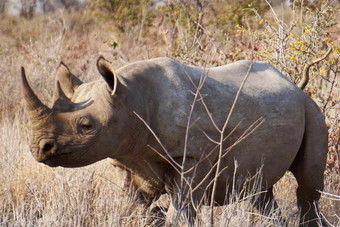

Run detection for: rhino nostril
[[42, 143, 53, 153], [40, 140, 56, 154]]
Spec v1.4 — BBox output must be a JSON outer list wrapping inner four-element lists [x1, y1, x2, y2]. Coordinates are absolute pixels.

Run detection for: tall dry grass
[[0, 112, 338, 226], [0, 1, 339, 226]]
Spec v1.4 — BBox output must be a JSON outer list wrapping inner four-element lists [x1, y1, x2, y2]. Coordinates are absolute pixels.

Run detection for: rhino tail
[[297, 47, 332, 90]]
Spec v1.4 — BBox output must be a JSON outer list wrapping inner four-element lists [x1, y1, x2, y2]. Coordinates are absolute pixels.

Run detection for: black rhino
[[21, 57, 328, 226]]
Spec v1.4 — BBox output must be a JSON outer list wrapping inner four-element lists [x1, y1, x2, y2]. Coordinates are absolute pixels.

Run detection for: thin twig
[[318, 190, 340, 201], [133, 111, 182, 170]]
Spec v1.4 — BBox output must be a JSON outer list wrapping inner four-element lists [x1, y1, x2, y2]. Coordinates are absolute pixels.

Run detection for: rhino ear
[[96, 56, 118, 96], [53, 62, 83, 102]]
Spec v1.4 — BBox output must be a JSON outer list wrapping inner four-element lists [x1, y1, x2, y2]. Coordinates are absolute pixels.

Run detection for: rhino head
[[21, 57, 135, 168]]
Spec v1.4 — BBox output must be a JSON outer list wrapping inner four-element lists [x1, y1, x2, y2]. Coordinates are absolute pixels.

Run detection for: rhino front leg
[[166, 179, 199, 227], [165, 157, 214, 226], [110, 160, 167, 226], [165, 189, 197, 226]]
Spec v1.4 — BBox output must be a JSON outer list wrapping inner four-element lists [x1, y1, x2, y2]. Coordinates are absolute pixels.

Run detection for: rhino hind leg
[[290, 166, 326, 227], [289, 100, 328, 227], [252, 186, 287, 225]]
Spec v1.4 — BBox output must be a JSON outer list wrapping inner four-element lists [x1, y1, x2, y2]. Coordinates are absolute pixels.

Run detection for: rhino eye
[[79, 117, 94, 131], [81, 123, 93, 130]]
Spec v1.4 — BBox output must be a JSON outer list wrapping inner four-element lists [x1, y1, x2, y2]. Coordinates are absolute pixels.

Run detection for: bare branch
[[209, 62, 254, 226], [179, 66, 208, 218]]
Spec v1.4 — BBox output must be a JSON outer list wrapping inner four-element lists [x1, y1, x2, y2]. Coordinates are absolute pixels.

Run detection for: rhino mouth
[[43, 159, 60, 167], [41, 150, 93, 168], [36, 148, 72, 167], [41, 153, 70, 167]]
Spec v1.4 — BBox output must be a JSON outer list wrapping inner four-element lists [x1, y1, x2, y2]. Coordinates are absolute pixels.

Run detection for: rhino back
[[141, 58, 305, 132]]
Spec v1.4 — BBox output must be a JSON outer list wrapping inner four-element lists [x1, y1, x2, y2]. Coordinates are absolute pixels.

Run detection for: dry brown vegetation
[[0, 0, 339, 226]]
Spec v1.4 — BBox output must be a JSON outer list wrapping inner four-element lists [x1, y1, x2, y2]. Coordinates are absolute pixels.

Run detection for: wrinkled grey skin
[[21, 57, 328, 226]]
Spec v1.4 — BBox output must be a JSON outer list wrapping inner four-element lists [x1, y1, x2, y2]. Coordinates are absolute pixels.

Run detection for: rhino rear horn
[[52, 82, 74, 111], [96, 56, 118, 96], [21, 67, 51, 116], [53, 62, 83, 103]]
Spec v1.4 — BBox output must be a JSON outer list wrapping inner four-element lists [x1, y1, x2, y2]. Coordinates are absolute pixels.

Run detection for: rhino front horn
[[21, 67, 51, 116]]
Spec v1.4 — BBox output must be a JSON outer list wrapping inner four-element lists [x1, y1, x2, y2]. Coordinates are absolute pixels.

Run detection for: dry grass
[[0, 3, 339, 226]]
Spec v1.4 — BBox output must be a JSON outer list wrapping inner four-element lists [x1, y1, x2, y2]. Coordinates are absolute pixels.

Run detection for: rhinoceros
[[21, 57, 328, 226]]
